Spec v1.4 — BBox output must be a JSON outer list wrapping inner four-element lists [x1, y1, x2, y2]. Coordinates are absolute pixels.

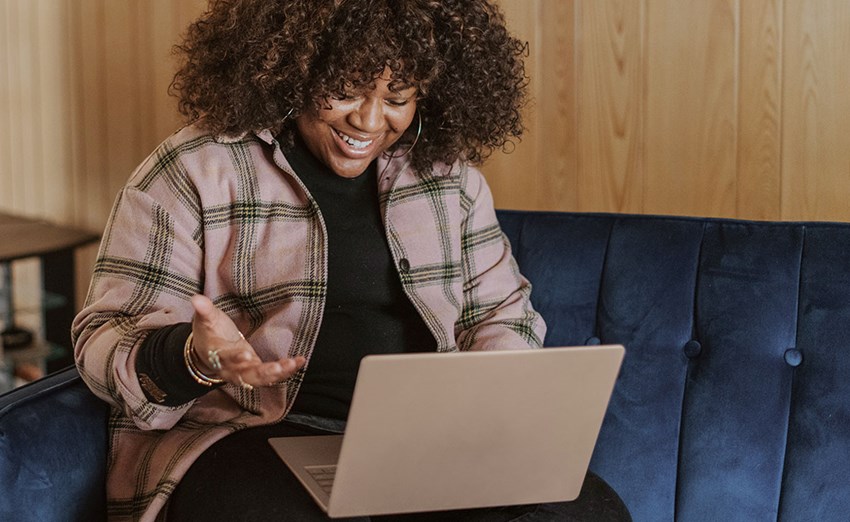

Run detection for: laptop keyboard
[[305, 465, 337, 494]]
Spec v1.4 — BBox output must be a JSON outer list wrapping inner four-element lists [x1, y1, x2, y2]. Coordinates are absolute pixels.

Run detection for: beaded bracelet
[[183, 332, 225, 386]]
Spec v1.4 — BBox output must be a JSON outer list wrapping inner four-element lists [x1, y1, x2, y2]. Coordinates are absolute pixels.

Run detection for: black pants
[[167, 421, 631, 521]]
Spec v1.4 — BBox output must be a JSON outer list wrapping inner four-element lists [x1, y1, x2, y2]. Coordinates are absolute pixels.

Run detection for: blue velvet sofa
[[2, 210, 849, 521]]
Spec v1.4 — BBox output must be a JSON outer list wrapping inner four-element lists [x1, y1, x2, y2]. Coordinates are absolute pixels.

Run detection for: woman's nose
[[350, 98, 383, 132]]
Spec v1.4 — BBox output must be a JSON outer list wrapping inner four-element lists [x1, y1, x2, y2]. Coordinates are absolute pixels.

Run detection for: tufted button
[[585, 336, 601, 346], [683, 340, 702, 359], [784, 348, 803, 367], [398, 258, 411, 273]]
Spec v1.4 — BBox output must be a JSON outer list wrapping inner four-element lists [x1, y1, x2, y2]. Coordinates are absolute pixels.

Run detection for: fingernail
[[270, 363, 282, 373]]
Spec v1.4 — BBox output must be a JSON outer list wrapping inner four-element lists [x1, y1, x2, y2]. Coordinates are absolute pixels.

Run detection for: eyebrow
[[389, 84, 417, 96]]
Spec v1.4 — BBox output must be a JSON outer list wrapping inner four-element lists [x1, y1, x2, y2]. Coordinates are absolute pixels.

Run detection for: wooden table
[[0, 212, 100, 377]]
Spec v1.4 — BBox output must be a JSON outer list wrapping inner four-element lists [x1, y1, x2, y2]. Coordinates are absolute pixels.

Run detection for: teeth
[[336, 130, 373, 150]]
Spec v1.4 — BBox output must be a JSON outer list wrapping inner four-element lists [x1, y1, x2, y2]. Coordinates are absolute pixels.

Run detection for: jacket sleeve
[[72, 178, 205, 431], [454, 165, 546, 351]]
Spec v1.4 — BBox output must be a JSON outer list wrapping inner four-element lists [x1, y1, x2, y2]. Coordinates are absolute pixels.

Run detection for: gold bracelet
[[184, 332, 225, 386]]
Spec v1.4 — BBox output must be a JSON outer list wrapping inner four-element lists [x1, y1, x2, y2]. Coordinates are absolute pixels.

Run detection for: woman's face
[[295, 70, 418, 178]]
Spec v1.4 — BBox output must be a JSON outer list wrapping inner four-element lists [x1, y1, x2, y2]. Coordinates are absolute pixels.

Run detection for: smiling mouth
[[334, 129, 374, 150]]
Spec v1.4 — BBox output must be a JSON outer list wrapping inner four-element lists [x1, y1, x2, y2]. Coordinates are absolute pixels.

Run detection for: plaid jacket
[[72, 124, 546, 521]]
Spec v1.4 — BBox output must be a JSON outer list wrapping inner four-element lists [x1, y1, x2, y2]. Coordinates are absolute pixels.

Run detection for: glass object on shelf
[[1, 262, 36, 350], [0, 261, 46, 391]]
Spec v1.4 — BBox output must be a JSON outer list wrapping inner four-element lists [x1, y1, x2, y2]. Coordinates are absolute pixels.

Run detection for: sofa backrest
[[3, 210, 849, 521], [497, 210, 850, 522]]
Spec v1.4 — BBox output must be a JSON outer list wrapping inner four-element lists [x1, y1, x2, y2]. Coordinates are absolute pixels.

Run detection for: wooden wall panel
[[737, 0, 782, 220], [0, 0, 206, 310], [487, 0, 577, 211], [149, 0, 185, 148], [493, 0, 850, 222], [16, 1, 41, 215], [536, 1, 577, 212], [4, 0, 850, 225], [103, 0, 137, 199], [75, 0, 110, 229], [576, 0, 644, 214], [0, 1, 15, 212], [1, 0, 27, 216], [485, 0, 541, 211], [37, 0, 73, 221], [644, 0, 739, 218], [5, 0, 850, 317], [512, 0, 579, 213], [782, 0, 850, 221]]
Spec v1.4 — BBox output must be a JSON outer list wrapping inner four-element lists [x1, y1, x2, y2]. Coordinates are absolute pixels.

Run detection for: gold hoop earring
[[385, 111, 422, 159]]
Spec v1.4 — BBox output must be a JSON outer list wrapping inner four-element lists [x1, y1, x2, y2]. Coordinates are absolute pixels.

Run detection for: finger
[[271, 356, 307, 378], [231, 356, 305, 377], [237, 358, 304, 380], [207, 347, 257, 371], [234, 358, 306, 386], [191, 294, 217, 326]]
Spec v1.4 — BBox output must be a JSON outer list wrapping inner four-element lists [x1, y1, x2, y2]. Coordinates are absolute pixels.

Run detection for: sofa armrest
[[0, 366, 109, 521]]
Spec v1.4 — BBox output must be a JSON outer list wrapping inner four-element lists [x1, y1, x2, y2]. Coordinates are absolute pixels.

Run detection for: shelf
[[0, 212, 100, 388], [0, 212, 99, 263]]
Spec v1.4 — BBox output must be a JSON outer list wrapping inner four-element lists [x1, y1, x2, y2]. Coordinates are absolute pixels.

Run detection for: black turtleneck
[[286, 137, 436, 420]]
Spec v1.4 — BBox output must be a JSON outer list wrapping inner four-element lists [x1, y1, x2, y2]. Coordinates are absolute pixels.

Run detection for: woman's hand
[[189, 294, 306, 388]]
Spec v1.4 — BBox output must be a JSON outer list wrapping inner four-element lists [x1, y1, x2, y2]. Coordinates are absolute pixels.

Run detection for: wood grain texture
[[536, 0, 577, 212], [37, 0, 73, 222], [18, 0, 41, 215], [781, 0, 850, 221], [0, 1, 13, 211], [2, 0, 26, 215], [6, 0, 850, 267], [486, 0, 577, 211], [484, 0, 541, 211], [75, 0, 109, 229], [737, 0, 782, 220], [0, 0, 205, 309], [102, 0, 137, 213], [576, 0, 644, 213], [644, 0, 739, 218]]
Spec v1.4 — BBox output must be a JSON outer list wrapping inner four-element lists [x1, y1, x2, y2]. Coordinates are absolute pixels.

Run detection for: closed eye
[[330, 92, 357, 101], [387, 98, 412, 107]]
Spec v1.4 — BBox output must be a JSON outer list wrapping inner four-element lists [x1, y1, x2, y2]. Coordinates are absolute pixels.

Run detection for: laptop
[[268, 345, 624, 518]]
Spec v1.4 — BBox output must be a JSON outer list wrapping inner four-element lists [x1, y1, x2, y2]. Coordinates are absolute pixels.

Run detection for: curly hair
[[170, 0, 528, 173]]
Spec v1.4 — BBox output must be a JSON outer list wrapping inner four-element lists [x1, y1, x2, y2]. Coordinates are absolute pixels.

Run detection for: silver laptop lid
[[327, 345, 624, 517]]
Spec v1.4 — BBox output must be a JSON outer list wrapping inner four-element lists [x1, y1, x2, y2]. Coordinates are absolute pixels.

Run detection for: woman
[[73, 0, 630, 520]]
